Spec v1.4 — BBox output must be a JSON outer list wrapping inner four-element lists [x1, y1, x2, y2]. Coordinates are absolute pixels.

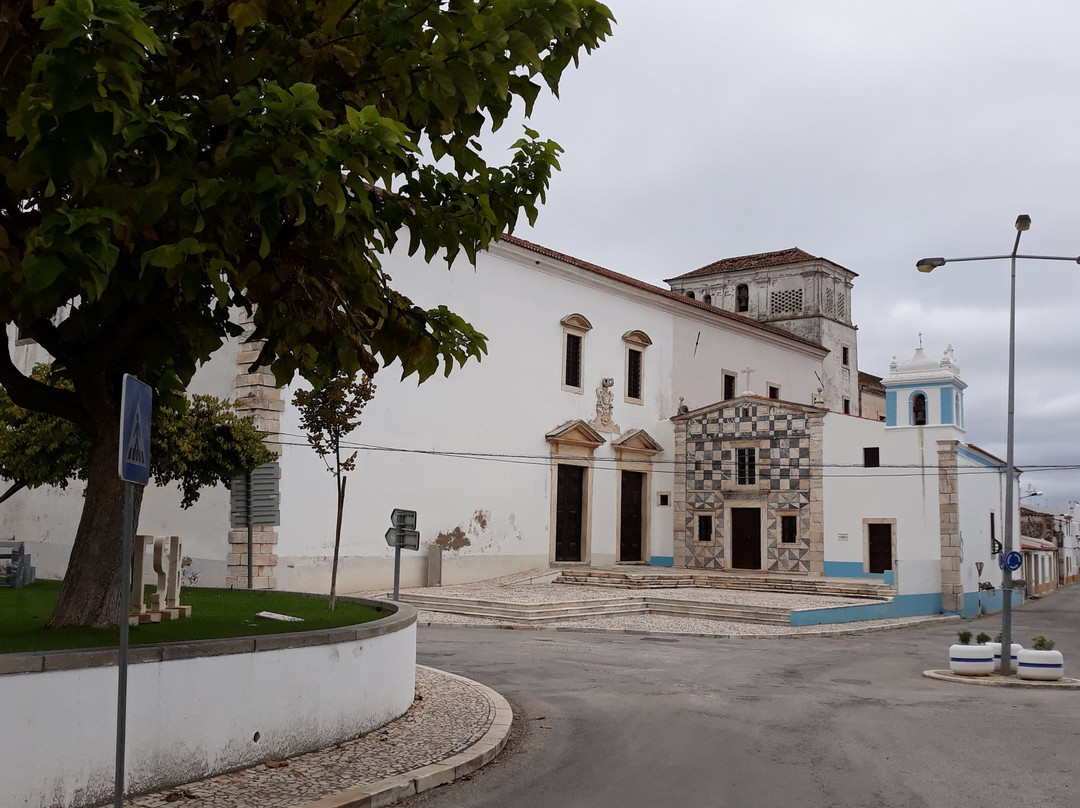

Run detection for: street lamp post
[[916, 215, 1080, 675]]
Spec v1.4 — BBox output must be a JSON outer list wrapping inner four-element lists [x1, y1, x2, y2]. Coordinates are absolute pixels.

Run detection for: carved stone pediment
[[546, 419, 606, 451], [612, 428, 664, 460]]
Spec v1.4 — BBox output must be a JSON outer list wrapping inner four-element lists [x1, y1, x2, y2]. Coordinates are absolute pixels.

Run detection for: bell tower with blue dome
[[883, 343, 966, 431]]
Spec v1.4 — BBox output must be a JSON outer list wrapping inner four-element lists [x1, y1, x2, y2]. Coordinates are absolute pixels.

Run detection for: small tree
[[1, 365, 274, 509], [294, 373, 376, 610]]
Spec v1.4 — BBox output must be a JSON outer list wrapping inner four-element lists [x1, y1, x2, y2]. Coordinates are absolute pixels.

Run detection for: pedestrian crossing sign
[[119, 374, 152, 485]]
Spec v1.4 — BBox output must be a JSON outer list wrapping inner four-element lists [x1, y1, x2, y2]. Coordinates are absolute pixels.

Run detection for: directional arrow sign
[[1005, 551, 1023, 572], [118, 374, 152, 486]]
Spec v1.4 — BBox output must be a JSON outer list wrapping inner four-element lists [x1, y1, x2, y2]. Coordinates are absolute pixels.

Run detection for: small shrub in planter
[[950, 630, 993, 675], [976, 632, 992, 645], [1018, 637, 1064, 681]]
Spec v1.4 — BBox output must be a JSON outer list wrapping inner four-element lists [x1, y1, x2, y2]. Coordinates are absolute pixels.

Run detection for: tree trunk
[[329, 473, 346, 611], [46, 395, 142, 629]]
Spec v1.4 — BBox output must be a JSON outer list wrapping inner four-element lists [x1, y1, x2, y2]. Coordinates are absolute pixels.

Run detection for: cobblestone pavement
[[124, 666, 497, 808]]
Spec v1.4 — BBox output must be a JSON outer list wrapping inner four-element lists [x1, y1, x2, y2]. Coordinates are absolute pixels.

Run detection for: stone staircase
[[398, 592, 793, 625], [554, 568, 896, 600]]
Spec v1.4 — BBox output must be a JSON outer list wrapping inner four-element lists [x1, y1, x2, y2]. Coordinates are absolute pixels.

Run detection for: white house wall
[[271, 241, 828, 591], [821, 414, 947, 598]]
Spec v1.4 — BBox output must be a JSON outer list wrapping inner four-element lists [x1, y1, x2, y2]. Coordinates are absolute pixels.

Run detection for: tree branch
[[0, 478, 26, 506], [0, 337, 89, 429]]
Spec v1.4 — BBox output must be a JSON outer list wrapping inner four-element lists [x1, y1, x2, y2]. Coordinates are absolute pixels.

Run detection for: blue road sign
[[998, 553, 1005, 569], [119, 374, 152, 485], [1005, 551, 1023, 572]]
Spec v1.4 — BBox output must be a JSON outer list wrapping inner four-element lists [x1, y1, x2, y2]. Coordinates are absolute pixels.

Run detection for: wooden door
[[555, 464, 585, 562], [868, 523, 892, 573], [730, 507, 761, 569], [620, 470, 644, 562]]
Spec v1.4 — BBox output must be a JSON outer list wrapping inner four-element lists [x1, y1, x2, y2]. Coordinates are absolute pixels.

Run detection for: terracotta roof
[[664, 247, 857, 282], [497, 235, 825, 351]]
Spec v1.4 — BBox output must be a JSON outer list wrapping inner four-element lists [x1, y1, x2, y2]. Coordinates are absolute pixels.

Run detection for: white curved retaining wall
[[0, 599, 416, 808]]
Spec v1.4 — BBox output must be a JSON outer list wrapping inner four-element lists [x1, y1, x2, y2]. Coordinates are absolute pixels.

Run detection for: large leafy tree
[[0, 0, 612, 627]]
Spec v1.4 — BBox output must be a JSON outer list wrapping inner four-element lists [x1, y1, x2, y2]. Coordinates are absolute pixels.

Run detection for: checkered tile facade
[[674, 400, 824, 574]]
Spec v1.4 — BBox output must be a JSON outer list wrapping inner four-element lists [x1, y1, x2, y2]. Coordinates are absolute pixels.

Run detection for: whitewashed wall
[[955, 445, 1009, 592], [4, 239, 831, 591], [1, 603, 416, 808], [272, 240, 828, 589], [822, 415, 960, 595]]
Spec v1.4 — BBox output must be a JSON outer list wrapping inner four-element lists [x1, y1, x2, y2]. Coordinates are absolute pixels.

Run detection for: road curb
[[922, 669, 1080, 688], [297, 666, 513, 808]]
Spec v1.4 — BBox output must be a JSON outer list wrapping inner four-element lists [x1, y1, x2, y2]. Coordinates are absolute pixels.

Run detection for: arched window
[[703, 293, 712, 306], [736, 284, 749, 312], [686, 290, 696, 300], [912, 393, 927, 426]]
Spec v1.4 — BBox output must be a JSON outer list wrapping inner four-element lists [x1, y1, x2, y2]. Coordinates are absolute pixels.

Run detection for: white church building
[[2, 238, 1021, 618]]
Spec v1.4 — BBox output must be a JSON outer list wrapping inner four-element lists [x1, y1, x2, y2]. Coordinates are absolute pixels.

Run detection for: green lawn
[[0, 581, 387, 654]]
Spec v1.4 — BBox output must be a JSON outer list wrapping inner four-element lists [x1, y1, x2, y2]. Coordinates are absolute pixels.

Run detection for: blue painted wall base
[[823, 560, 894, 586], [649, 556, 674, 568], [790, 593, 943, 626]]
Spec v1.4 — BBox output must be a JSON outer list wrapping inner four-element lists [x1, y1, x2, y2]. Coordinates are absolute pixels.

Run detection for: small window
[[697, 513, 713, 542], [623, 330, 651, 405], [863, 447, 880, 468], [843, 398, 851, 415], [703, 293, 712, 306], [736, 284, 749, 313], [842, 346, 850, 366], [561, 314, 592, 393], [781, 515, 797, 544], [723, 372, 736, 400], [736, 447, 757, 485], [657, 492, 671, 507], [626, 348, 642, 400], [687, 290, 696, 300], [768, 384, 780, 400], [565, 334, 581, 387]]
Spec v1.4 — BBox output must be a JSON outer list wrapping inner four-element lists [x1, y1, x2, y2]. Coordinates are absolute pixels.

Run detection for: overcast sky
[[492, 0, 1080, 513]]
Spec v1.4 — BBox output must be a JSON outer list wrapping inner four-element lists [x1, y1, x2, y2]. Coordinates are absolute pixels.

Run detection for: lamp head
[[916, 257, 946, 273], [1015, 214, 1031, 232]]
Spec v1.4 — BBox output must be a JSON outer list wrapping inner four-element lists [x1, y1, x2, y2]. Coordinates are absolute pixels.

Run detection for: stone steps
[[554, 569, 895, 600], [399, 592, 793, 625]]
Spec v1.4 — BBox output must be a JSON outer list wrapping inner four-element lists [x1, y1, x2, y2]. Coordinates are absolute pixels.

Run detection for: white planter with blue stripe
[[1017, 649, 1064, 681], [949, 644, 994, 675], [986, 642, 1023, 672]]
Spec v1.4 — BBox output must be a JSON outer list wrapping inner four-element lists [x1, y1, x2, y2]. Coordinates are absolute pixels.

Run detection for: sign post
[[115, 374, 151, 808], [385, 508, 419, 600]]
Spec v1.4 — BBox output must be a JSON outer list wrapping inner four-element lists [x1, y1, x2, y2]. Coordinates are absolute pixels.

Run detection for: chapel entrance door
[[619, 470, 645, 562], [555, 464, 585, 562], [730, 507, 762, 569], [868, 523, 893, 574]]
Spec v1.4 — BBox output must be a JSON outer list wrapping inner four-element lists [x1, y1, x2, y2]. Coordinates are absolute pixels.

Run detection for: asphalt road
[[404, 587, 1080, 808]]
